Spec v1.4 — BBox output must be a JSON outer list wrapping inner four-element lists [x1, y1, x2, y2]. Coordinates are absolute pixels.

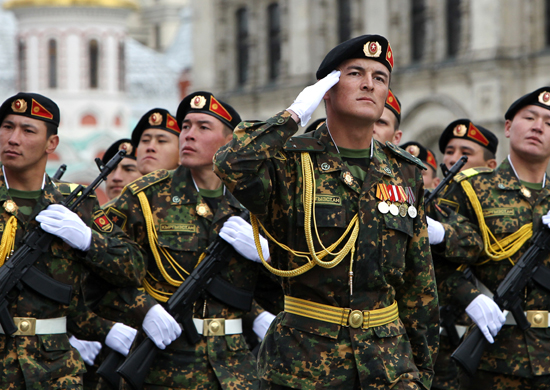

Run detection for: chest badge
[[3, 200, 17, 214], [343, 171, 353, 185], [520, 187, 531, 199], [321, 162, 330, 171], [197, 203, 209, 217]]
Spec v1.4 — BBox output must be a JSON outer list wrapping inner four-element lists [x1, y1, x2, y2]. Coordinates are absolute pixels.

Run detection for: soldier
[[214, 34, 439, 389], [401, 141, 440, 190], [132, 108, 181, 175], [102, 139, 141, 202], [373, 88, 403, 145], [105, 91, 273, 389], [431, 88, 550, 389], [0, 92, 144, 389]]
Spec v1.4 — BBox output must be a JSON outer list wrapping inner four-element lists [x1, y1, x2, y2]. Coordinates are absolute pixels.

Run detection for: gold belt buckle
[[203, 319, 225, 336], [13, 317, 36, 336], [526, 310, 548, 328], [348, 310, 363, 329]]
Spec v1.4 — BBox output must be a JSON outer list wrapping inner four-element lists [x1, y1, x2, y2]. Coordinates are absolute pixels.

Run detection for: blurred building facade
[[191, 0, 550, 167]]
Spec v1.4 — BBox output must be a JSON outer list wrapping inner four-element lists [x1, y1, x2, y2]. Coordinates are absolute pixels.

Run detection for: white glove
[[426, 216, 445, 245], [36, 204, 92, 251], [69, 335, 102, 366], [105, 322, 137, 357], [288, 70, 341, 127], [219, 216, 270, 263], [465, 295, 506, 343], [542, 210, 550, 227], [253, 311, 276, 340], [142, 304, 181, 350]]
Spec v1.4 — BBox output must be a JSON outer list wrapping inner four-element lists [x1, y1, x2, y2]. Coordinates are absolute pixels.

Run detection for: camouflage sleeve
[[444, 270, 481, 309], [396, 176, 439, 389], [214, 110, 298, 217], [67, 306, 115, 342], [82, 197, 146, 287]]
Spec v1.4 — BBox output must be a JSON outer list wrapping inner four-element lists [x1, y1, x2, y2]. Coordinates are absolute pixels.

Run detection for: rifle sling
[[205, 275, 253, 311], [532, 264, 550, 291], [21, 266, 73, 305]]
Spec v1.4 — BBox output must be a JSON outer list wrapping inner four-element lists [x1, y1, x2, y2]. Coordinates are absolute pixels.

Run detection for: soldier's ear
[[45, 134, 59, 155], [486, 159, 497, 169]]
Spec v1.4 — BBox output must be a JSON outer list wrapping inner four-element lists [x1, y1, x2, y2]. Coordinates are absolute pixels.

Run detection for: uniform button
[[497, 183, 505, 189], [384, 167, 392, 174], [321, 163, 330, 171], [277, 118, 285, 124], [172, 196, 180, 203]]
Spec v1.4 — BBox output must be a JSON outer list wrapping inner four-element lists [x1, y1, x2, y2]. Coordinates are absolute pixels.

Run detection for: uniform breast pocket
[[296, 205, 347, 248], [157, 225, 199, 253], [484, 214, 518, 236], [381, 214, 413, 277]]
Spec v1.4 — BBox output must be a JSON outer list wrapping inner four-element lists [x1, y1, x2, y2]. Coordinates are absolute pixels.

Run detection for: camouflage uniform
[[435, 158, 550, 389], [0, 169, 145, 390], [105, 165, 262, 389], [214, 111, 439, 389]]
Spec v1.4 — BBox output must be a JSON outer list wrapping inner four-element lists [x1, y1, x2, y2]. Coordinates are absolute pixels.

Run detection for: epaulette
[[56, 182, 96, 198], [126, 169, 171, 195], [385, 142, 427, 170], [283, 133, 326, 152], [454, 167, 493, 183]]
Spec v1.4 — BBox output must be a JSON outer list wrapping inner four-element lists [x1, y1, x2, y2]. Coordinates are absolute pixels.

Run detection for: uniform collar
[[493, 158, 550, 191]]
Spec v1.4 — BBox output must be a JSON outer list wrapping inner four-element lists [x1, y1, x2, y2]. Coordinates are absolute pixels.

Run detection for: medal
[[408, 205, 417, 218], [399, 203, 408, 217], [378, 201, 390, 214], [389, 203, 399, 216]]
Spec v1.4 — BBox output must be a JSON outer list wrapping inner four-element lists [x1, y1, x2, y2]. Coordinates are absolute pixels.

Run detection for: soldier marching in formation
[[2, 32, 550, 390]]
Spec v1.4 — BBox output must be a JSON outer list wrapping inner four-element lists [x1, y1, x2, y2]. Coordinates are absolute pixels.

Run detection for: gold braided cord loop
[[142, 273, 171, 302], [250, 152, 359, 277], [460, 180, 532, 265], [0, 215, 17, 267]]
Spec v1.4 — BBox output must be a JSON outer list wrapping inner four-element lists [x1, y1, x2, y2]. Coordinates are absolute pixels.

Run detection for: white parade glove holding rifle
[[219, 216, 270, 263], [465, 295, 506, 343]]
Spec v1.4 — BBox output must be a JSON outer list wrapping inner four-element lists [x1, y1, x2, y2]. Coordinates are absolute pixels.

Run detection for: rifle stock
[[96, 348, 125, 389]]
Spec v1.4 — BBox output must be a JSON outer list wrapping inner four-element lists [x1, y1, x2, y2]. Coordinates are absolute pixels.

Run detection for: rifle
[[0, 150, 126, 336], [115, 210, 248, 390], [52, 164, 67, 181], [451, 225, 550, 376], [424, 156, 468, 205]]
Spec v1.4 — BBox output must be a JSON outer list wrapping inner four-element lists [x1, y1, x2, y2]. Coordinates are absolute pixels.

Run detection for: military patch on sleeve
[[438, 198, 460, 213], [386, 142, 427, 170], [56, 182, 95, 197], [105, 207, 127, 229], [92, 209, 114, 233], [127, 170, 171, 195], [454, 167, 493, 182]]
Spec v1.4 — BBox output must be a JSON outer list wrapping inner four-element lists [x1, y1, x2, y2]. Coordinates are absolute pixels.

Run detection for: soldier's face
[[105, 158, 141, 200], [324, 58, 389, 124], [373, 107, 401, 144], [179, 113, 233, 170], [443, 138, 489, 170], [0, 114, 58, 174], [505, 105, 550, 163], [136, 129, 180, 175]]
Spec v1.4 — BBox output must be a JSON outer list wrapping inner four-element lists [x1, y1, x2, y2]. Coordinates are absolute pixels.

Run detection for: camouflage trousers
[[458, 369, 550, 390], [431, 335, 459, 390]]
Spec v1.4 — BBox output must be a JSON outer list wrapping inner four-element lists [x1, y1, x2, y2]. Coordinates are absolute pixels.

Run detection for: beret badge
[[538, 91, 550, 106], [453, 124, 467, 137], [406, 145, 420, 157], [148, 112, 163, 126], [364, 41, 382, 58], [191, 95, 206, 109], [119, 142, 133, 155], [11, 99, 27, 113]]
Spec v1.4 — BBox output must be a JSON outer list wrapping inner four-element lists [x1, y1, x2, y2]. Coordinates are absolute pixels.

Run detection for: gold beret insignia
[[148, 112, 163, 126], [119, 142, 133, 155], [453, 124, 467, 137], [191, 95, 206, 109], [11, 99, 27, 113], [538, 91, 550, 106], [364, 41, 382, 58], [406, 145, 420, 157]]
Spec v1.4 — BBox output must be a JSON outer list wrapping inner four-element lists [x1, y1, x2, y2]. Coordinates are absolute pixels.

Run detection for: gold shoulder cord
[[137, 192, 206, 302], [460, 180, 532, 266], [251, 152, 360, 289], [0, 216, 17, 266]]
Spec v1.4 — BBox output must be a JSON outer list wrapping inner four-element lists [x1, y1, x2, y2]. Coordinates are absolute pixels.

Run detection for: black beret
[[400, 141, 437, 171], [439, 119, 498, 155], [102, 138, 136, 165], [131, 108, 180, 147], [316, 34, 394, 80], [385, 89, 401, 125], [505, 87, 550, 120], [304, 118, 326, 133], [177, 91, 241, 130], [0, 92, 60, 127]]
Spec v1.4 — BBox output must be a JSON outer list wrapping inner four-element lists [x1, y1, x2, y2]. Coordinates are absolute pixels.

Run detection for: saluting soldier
[[0, 92, 145, 389], [131, 108, 181, 176], [423, 119, 499, 390], [214, 35, 439, 389], [102, 139, 141, 202], [373, 88, 403, 145], [432, 88, 550, 389], [105, 92, 273, 389], [400, 141, 440, 190]]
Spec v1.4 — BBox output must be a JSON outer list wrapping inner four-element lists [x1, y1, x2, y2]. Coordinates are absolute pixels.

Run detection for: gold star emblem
[[363, 41, 382, 58], [11, 99, 27, 113]]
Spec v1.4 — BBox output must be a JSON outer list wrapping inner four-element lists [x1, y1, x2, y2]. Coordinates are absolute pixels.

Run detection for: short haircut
[[482, 147, 495, 162], [45, 121, 58, 137]]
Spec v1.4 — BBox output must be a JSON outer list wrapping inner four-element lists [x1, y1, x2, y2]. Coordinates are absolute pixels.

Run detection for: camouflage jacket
[[435, 158, 550, 377], [105, 165, 261, 389], [0, 167, 145, 388], [214, 111, 439, 390]]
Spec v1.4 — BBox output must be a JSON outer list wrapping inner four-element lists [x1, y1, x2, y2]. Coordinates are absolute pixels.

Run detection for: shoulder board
[[126, 169, 171, 195], [385, 142, 426, 170], [454, 167, 493, 183], [283, 133, 326, 152], [56, 182, 96, 198]]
